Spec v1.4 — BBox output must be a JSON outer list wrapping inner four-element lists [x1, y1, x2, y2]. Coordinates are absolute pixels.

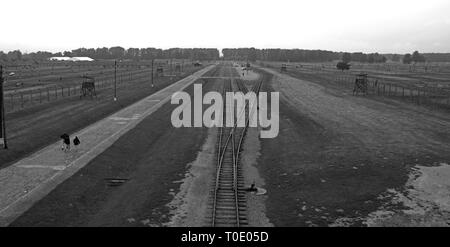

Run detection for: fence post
[[21, 93, 24, 108], [55, 87, 58, 100], [417, 89, 421, 105], [10, 94, 13, 111], [40, 89, 42, 104]]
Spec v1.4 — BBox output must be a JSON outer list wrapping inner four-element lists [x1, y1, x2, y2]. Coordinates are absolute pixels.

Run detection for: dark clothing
[[60, 134, 70, 145], [73, 136, 80, 146]]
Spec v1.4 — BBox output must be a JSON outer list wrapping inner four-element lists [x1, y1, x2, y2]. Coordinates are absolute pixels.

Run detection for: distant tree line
[[0, 47, 220, 64], [3, 47, 450, 65], [402, 51, 426, 64], [341, 52, 387, 63], [222, 48, 391, 63], [222, 48, 341, 62], [421, 53, 450, 62]]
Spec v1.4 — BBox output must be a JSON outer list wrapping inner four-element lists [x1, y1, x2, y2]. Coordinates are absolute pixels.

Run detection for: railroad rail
[[210, 73, 263, 227]]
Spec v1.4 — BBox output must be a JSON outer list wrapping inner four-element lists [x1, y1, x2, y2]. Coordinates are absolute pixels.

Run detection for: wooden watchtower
[[80, 75, 96, 98], [353, 73, 368, 96]]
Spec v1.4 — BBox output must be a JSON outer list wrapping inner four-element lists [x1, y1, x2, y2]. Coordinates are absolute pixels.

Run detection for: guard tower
[[353, 73, 368, 95], [80, 75, 96, 98], [156, 66, 164, 76]]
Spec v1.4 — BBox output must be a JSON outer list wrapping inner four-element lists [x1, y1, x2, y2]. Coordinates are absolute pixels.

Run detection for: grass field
[[259, 61, 450, 110]]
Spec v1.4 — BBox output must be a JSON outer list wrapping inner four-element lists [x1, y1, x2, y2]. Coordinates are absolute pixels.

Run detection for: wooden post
[[10, 94, 13, 111], [0, 65, 7, 148], [151, 59, 154, 88], [417, 89, 421, 105], [114, 60, 117, 101]]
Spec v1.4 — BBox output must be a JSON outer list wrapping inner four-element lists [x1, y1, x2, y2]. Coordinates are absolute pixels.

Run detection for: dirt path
[[257, 66, 450, 226]]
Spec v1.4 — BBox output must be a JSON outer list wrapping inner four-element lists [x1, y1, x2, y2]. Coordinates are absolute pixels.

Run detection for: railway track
[[210, 72, 263, 227]]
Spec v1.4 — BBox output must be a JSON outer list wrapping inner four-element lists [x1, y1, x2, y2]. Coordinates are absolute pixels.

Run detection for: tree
[[342, 53, 352, 63], [367, 54, 375, 63], [95, 47, 110, 59], [336, 61, 350, 71], [351, 52, 367, 63], [0, 51, 8, 62], [403, 54, 412, 64], [109, 46, 125, 59], [412, 51, 426, 63], [7, 50, 22, 61], [391, 54, 400, 62]]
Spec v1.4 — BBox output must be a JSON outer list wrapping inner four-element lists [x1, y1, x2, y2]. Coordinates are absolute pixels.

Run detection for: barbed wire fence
[[3, 60, 195, 113], [260, 61, 450, 110]]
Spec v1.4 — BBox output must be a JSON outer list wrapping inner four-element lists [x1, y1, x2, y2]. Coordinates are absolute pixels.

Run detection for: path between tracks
[[0, 65, 214, 226]]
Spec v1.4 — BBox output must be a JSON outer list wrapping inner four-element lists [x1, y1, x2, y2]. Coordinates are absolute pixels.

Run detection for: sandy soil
[[164, 127, 217, 227], [365, 162, 450, 226], [256, 66, 450, 226], [240, 127, 273, 226]]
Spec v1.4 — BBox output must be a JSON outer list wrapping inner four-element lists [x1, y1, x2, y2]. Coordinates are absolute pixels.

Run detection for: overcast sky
[[2, 0, 450, 54]]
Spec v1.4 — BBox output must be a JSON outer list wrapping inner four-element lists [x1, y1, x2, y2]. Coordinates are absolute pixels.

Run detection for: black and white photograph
[[1, 0, 450, 236]]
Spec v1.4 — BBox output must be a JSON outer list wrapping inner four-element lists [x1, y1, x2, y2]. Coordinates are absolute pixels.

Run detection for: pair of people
[[60, 134, 80, 152]]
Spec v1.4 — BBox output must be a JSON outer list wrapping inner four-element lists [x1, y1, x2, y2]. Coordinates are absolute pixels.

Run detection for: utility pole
[[114, 60, 117, 101], [151, 59, 154, 88], [0, 65, 7, 149]]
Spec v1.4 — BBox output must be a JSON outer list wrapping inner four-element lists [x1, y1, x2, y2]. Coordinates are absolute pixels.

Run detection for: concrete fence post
[[10, 94, 14, 111]]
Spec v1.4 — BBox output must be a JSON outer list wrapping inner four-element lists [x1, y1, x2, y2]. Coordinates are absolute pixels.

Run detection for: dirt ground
[[256, 66, 450, 226]]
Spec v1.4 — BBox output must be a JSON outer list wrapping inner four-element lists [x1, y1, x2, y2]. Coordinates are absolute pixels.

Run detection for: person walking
[[60, 133, 70, 152]]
